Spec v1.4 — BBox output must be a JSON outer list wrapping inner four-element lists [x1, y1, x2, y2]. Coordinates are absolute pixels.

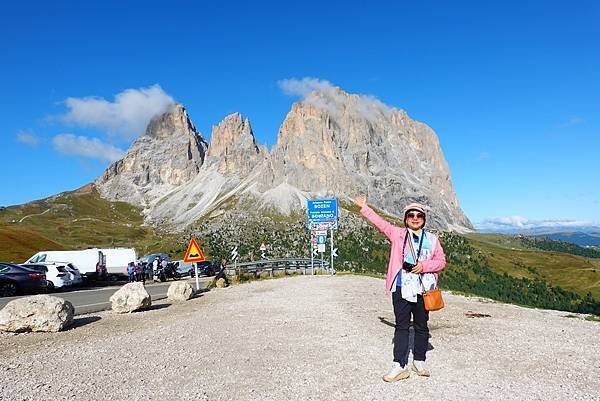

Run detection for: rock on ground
[[109, 282, 151, 313], [167, 281, 194, 302], [0, 295, 74, 333], [0, 275, 598, 401]]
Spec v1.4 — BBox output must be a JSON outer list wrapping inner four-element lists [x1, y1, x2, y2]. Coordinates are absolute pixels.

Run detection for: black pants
[[392, 291, 429, 366]]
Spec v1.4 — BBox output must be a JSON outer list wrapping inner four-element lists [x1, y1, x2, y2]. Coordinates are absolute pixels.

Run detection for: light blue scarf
[[395, 230, 437, 302]]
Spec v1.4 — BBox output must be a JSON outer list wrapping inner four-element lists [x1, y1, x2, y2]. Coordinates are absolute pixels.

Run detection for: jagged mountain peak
[[95, 104, 208, 206], [144, 103, 198, 138], [206, 112, 268, 175]]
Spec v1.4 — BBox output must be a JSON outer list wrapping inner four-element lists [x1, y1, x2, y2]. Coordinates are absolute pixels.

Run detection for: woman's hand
[[354, 196, 367, 208], [411, 262, 424, 274]]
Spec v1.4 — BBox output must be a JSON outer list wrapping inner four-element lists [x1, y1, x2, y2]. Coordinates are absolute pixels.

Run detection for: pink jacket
[[360, 205, 447, 294]]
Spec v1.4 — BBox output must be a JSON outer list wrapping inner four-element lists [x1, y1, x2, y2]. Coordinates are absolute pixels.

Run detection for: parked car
[[140, 253, 170, 265], [0, 262, 47, 297], [187, 260, 217, 277], [22, 262, 73, 291], [64, 263, 83, 286]]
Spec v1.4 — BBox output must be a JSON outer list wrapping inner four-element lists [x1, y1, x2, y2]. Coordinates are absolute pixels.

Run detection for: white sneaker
[[411, 360, 431, 377], [382, 362, 410, 382]]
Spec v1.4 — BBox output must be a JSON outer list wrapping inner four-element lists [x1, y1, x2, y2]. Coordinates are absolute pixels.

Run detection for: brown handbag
[[407, 230, 445, 312], [422, 286, 445, 311]]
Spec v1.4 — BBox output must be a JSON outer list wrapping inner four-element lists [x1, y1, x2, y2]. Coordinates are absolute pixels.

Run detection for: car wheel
[[0, 282, 19, 297], [46, 280, 56, 292]]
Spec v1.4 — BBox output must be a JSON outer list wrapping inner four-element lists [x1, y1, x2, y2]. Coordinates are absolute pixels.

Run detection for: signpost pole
[[309, 231, 313, 275], [320, 246, 324, 274], [194, 262, 200, 291], [309, 223, 315, 274], [330, 227, 334, 274]]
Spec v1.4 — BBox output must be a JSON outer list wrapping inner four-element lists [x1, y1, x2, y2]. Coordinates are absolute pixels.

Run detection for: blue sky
[[1, 1, 599, 228]]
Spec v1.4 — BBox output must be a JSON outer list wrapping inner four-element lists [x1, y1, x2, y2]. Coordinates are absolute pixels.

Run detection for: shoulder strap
[[407, 230, 425, 262]]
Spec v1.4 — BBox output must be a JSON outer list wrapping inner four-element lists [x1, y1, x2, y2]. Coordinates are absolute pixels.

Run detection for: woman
[[355, 196, 446, 381]]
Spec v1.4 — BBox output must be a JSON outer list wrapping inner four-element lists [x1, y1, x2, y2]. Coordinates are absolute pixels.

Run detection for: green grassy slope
[[0, 226, 66, 263], [440, 233, 599, 314], [0, 185, 182, 262], [465, 233, 600, 298]]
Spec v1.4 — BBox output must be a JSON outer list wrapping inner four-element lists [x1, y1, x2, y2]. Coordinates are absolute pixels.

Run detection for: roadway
[[0, 277, 212, 315]]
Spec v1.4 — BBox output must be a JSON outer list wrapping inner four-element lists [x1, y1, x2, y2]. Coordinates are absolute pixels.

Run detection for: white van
[[99, 248, 137, 278], [25, 249, 105, 281]]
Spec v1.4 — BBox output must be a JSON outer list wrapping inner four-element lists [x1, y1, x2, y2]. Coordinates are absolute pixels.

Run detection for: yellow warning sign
[[183, 238, 206, 263]]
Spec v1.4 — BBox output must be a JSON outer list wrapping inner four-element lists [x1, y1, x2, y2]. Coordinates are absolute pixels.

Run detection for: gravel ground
[[1, 275, 599, 401]]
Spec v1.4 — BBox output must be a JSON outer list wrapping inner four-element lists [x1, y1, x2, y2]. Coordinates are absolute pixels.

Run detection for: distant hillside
[[522, 235, 600, 258], [0, 186, 187, 262], [531, 231, 600, 247], [446, 233, 599, 314], [0, 226, 65, 263], [464, 233, 600, 299]]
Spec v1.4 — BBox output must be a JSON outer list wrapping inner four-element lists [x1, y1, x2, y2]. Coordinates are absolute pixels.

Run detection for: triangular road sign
[[184, 238, 206, 263]]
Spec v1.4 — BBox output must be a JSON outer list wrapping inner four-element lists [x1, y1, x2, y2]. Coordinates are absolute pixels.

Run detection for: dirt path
[[0, 275, 598, 401]]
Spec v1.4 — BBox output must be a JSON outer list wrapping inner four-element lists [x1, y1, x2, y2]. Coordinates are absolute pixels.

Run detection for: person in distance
[[354, 196, 446, 381]]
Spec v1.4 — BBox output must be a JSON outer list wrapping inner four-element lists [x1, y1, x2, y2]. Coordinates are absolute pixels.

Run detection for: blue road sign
[[307, 198, 338, 230], [317, 235, 327, 244]]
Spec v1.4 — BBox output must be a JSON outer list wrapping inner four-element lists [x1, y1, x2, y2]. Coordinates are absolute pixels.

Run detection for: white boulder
[[0, 295, 74, 333], [110, 282, 151, 313], [167, 281, 194, 302]]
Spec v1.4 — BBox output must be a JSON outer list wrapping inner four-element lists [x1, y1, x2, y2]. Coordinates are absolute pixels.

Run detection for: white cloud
[[560, 117, 584, 128], [60, 84, 175, 139], [475, 216, 600, 231], [16, 130, 41, 146], [52, 134, 125, 162], [277, 77, 393, 122], [278, 77, 335, 97]]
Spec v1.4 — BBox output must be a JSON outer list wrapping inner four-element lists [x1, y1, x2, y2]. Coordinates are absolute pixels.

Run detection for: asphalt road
[[0, 277, 212, 315]]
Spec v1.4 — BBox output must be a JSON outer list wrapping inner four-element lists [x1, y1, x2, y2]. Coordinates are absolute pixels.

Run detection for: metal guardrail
[[225, 258, 331, 276]]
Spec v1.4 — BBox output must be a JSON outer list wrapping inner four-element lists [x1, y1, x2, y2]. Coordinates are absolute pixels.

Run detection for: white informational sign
[[318, 243, 326, 253]]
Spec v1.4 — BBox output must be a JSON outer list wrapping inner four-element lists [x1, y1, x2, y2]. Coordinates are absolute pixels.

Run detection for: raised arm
[[355, 196, 398, 240]]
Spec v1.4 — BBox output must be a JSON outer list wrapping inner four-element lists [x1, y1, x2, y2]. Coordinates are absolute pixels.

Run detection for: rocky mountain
[[97, 104, 208, 206], [95, 87, 473, 231]]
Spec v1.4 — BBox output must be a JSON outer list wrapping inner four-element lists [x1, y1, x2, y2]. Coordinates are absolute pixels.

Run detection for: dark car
[[0, 262, 47, 297], [189, 261, 217, 277]]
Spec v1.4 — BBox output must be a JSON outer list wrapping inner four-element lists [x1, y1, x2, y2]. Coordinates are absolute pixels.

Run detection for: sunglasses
[[406, 212, 425, 219]]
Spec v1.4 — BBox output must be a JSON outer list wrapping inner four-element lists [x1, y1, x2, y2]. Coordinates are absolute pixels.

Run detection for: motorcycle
[[153, 262, 181, 282]]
